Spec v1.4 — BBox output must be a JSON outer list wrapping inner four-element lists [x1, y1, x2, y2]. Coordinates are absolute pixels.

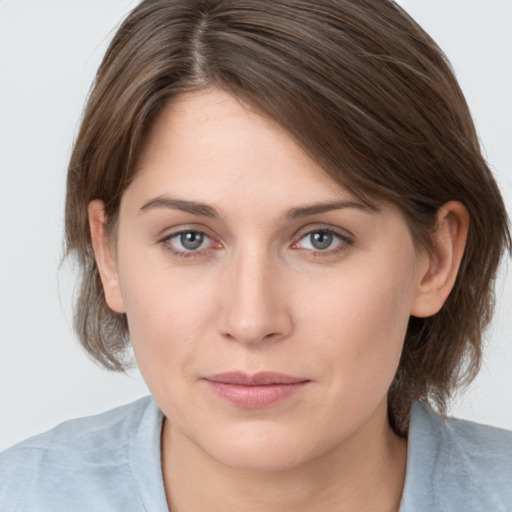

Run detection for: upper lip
[[204, 372, 309, 386]]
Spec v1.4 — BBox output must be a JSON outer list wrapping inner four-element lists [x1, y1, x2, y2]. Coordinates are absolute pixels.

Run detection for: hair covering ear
[[411, 201, 469, 318]]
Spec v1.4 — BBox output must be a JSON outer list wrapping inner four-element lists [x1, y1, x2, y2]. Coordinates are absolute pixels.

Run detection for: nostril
[[216, 262, 293, 345], [218, 317, 290, 346]]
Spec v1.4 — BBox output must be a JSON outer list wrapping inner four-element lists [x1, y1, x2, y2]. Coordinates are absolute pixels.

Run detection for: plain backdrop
[[1, 0, 511, 452]]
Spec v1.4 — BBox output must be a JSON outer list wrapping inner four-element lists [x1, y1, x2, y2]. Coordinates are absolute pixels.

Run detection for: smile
[[202, 372, 311, 408]]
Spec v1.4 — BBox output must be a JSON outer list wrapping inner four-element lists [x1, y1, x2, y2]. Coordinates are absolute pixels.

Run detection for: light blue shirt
[[1, 396, 511, 511]]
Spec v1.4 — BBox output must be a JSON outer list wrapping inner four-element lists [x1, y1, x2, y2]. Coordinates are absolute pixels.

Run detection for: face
[[96, 88, 432, 471]]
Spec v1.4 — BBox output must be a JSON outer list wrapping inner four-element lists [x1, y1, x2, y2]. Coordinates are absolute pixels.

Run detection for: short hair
[[65, 0, 510, 435]]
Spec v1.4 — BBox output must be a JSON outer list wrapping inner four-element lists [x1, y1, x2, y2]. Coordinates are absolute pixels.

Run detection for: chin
[[194, 422, 323, 473], [212, 444, 306, 473]]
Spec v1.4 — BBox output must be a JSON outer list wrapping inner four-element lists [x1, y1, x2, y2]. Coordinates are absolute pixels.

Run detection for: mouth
[[202, 372, 310, 408]]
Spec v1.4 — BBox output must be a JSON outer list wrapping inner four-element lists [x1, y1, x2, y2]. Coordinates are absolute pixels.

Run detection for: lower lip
[[204, 380, 309, 408]]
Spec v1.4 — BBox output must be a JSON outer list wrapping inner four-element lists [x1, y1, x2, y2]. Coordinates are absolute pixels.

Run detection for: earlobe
[[411, 201, 469, 318], [88, 200, 126, 313]]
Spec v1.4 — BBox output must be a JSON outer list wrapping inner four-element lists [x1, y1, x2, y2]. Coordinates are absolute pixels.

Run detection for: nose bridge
[[218, 243, 291, 345]]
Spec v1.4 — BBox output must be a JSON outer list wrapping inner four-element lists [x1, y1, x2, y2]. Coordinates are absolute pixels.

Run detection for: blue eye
[[166, 230, 212, 253], [308, 231, 334, 250], [298, 229, 347, 252]]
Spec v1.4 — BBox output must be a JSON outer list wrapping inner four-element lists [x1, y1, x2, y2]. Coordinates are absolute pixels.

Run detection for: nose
[[217, 247, 293, 346]]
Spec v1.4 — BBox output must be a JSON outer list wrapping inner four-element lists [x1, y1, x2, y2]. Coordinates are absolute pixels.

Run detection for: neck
[[161, 401, 407, 512]]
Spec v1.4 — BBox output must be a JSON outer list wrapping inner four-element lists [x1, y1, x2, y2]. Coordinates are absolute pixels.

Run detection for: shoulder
[[415, 402, 512, 479], [0, 396, 153, 468], [0, 396, 165, 512], [401, 402, 512, 512], [444, 409, 512, 467]]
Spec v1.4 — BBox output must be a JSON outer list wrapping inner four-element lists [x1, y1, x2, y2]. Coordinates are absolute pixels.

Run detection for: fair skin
[[89, 88, 469, 512]]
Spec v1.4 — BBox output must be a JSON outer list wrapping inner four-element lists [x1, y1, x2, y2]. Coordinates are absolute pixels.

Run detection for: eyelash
[[292, 228, 353, 257], [160, 230, 219, 259], [159, 227, 353, 259]]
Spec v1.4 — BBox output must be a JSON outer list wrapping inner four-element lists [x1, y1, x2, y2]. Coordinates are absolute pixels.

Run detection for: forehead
[[130, 87, 356, 208]]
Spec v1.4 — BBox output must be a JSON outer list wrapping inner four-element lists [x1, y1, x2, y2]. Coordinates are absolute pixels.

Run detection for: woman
[[1, 0, 511, 511]]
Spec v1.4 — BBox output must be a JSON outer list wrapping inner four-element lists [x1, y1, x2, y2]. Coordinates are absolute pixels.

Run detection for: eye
[[293, 228, 351, 254], [175, 231, 207, 250], [302, 231, 336, 250], [162, 230, 216, 256]]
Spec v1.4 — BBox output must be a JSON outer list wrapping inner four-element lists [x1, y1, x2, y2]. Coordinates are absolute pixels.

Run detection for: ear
[[88, 200, 126, 313], [411, 201, 469, 318]]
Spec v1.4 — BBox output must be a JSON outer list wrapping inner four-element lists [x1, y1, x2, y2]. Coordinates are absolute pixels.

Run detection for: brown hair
[[65, 0, 510, 434]]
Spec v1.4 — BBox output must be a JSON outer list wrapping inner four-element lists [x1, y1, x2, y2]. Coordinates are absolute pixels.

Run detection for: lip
[[203, 372, 310, 408]]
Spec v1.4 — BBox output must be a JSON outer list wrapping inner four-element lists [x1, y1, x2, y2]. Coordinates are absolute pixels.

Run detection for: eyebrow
[[285, 200, 377, 219], [139, 196, 377, 219], [140, 196, 220, 217]]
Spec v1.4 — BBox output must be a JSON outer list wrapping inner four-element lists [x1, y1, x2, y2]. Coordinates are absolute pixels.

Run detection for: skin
[[89, 88, 469, 512]]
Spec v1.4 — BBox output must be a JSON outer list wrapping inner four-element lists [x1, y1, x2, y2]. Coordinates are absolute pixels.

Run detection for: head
[[66, 0, 510, 437]]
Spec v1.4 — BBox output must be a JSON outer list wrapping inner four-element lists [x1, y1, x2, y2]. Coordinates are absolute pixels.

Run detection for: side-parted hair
[[65, 0, 510, 435]]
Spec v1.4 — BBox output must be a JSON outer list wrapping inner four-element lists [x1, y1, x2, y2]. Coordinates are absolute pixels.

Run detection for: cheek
[[297, 258, 416, 391], [117, 256, 227, 395]]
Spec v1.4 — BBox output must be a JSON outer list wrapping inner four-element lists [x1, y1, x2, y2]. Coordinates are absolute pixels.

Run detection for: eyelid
[[158, 226, 222, 258], [290, 225, 355, 254], [156, 222, 219, 243], [292, 223, 354, 244]]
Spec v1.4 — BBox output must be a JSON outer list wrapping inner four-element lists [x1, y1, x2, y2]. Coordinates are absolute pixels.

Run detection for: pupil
[[181, 232, 204, 250], [311, 231, 332, 250]]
